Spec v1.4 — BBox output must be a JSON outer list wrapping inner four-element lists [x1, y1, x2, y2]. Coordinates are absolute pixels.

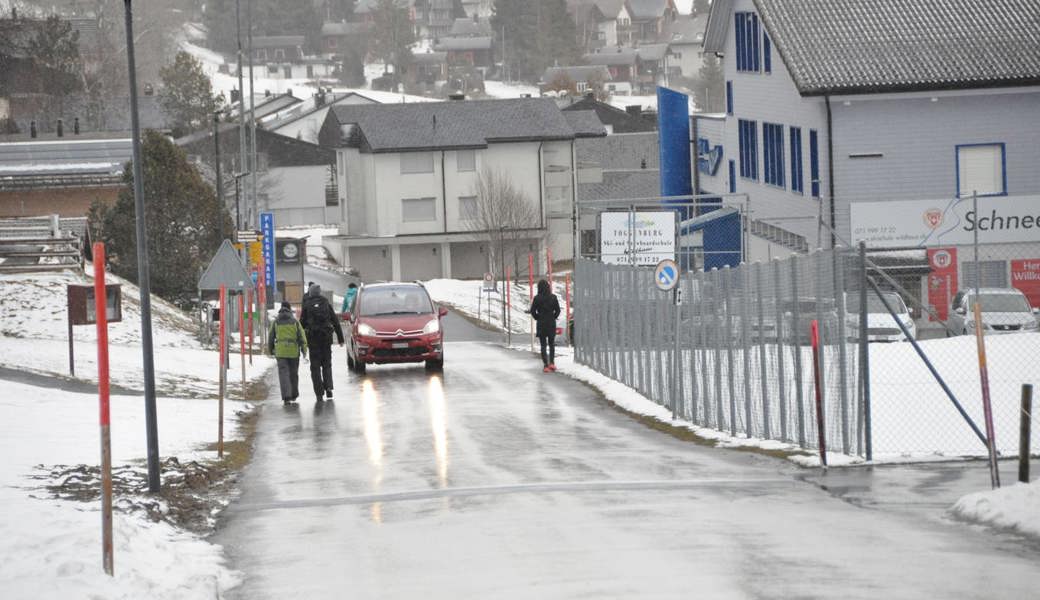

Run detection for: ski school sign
[[850, 194, 1040, 247]]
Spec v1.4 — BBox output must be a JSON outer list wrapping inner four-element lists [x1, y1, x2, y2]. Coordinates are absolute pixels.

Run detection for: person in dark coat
[[528, 279, 561, 372], [299, 284, 345, 401], [267, 301, 307, 403]]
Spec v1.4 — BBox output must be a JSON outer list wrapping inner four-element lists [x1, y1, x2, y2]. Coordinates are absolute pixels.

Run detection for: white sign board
[[600, 211, 676, 265], [850, 194, 1040, 247]]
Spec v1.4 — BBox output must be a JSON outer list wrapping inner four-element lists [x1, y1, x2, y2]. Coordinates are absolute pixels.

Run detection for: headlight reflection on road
[[428, 375, 449, 488], [361, 379, 384, 524]]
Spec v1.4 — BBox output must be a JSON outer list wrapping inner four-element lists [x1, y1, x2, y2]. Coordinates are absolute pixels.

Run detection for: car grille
[[373, 347, 427, 357], [991, 324, 1021, 331], [374, 329, 423, 338], [868, 328, 902, 336]]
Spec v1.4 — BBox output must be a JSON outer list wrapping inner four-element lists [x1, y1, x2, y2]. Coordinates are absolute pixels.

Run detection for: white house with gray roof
[[698, 0, 1040, 295], [317, 98, 605, 281]]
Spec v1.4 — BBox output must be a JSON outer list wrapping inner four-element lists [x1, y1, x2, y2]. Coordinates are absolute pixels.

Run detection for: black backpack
[[305, 296, 334, 336]]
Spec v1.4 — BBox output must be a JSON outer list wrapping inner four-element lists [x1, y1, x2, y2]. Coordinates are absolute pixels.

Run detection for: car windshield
[[970, 293, 1031, 313], [359, 286, 434, 316], [846, 292, 908, 314]]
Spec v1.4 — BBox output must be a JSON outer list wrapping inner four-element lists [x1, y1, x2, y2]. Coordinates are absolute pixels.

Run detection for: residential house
[[407, 52, 450, 87], [320, 21, 371, 56], [418, 0, 455, 38], [460, 0, 493, 18], [568, 0, 624, 50], [252, 36, 306, 63], [0, 133, 129, 218], [227, 92, 303, 123], [354, 0, 417, 25], [699, 0, 1040, 292], [316, 98, 605, 281], [584, 47, 639, 88], [448, 16, 492, 38], [664, 13, 708, 79], [178, 125, 339, 227], [263, 91, 379, 144], [540, 66, 619, 96], [434, 36, 494, 69], [561, 94, 657, 133], [635, 43, 669, 90], [619, 0, 678, 45]]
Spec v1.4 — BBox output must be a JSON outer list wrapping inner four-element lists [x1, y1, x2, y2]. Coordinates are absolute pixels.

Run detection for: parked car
[[845, 291, 916, 342], [779, 298, 841, 345], [343, 282, 447, 373], [947, 288, 1039, 335]]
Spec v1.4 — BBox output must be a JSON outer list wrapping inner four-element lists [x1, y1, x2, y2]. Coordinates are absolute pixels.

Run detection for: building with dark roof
[[560, 94, 657, 133], [316, 97, 605, 280], [698, 0, 1040, 282]]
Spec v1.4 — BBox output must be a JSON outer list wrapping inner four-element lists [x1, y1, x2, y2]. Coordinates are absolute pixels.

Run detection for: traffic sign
[[482, 272, 496, 292], [259, 213, 275, 288], [235, 230, 259, 243], [654, 259, 679, 291]]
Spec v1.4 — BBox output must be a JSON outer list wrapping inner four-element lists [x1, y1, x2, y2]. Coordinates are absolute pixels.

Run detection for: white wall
[[264, 165, 333, 226]]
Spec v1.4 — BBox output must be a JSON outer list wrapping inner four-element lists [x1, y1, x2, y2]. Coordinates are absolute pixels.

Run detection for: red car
[[343, 282, 447, 373]]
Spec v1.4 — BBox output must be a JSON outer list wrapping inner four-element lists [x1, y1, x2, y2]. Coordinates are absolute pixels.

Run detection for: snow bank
[[951, 480, 1040, 539], [424, 277, 574, 336]]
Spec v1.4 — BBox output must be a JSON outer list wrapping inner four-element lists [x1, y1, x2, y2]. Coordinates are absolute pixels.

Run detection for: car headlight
[[1023, 320, 1038, 330], [423, 319, 440, 334], [357, 323, 376, 337]]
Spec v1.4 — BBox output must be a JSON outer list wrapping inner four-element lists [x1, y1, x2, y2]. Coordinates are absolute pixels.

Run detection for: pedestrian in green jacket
[[268, 301, 307, 403]]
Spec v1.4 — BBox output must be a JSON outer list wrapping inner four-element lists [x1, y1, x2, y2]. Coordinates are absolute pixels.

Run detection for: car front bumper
[[355, 333, 443, 364]]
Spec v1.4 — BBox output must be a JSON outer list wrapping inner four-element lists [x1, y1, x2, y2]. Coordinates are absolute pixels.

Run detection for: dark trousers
[[276, 357, 300, 400], [309, 341, 333, 398], [539, 334, 556, 366]]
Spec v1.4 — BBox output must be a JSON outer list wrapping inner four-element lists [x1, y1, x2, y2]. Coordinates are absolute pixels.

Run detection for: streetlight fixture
[[122, 0, 160, 494]]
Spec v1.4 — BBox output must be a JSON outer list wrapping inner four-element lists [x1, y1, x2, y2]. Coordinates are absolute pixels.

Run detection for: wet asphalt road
[[215, 311, 1039, 599]]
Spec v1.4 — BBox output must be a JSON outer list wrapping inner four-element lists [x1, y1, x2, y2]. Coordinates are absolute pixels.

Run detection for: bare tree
[[466, 167, 548, 283]]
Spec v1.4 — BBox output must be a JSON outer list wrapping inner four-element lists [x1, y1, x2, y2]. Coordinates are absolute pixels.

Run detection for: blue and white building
[[695, 0, 1040, 293]]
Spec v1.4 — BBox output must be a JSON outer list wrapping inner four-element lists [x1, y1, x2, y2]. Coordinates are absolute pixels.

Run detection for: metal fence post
[[741, 264, 753, 437], [814, 252, 828, 447], [712, 268, 724, 431], [1021, 384, 1033, 484], [833, 249, 851, 454], [756, 262, 771, 439], [790, 257, 806, 447], [723, 266, 737, 436], [858, 242, 872, 460], [774, 258, 788, 442]]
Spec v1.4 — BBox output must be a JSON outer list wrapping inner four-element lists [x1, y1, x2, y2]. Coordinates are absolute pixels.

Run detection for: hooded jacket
[[529, 280, 561, 337], [268, 306, 307, 359]]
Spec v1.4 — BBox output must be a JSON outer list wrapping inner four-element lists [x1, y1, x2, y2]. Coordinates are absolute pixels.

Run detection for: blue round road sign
[[654, 259, 679, 291]]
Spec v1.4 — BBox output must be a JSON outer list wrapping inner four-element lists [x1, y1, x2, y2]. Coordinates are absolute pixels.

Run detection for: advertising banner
[[260, 212, 275, 288], [926, 248, 958, 321], [599, 211, 676, 266], [1011, 259, 1040, 308], [850, 194, 1040, 247]]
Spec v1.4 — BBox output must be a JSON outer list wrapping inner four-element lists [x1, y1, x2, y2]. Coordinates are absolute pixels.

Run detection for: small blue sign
[[260, 212, 275, 288], [654, 259, 679, 291]]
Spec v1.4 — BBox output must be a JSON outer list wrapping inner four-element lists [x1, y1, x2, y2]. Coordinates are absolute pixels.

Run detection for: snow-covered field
[[952, 480, 1040, 539], [424, 275, 574, 338], [0, 267, 274, 598]]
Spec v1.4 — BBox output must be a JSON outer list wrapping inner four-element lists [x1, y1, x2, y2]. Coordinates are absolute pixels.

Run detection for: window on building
[[402, 197, 437, 222], [275, 48, 285, 60], [400, 152, 434, 174], [809, 129, 820, 197], [735, 12, 760, 72], [763, 123, 785, 188], [325, 165, 339, 206], [458, 195, 477, 220], [738, 119, 758, 180], [457, 149, 476, 172], [763, 32, 772, 73], [956, 143, 1006, 197], [728, 160, 736, 193], [790, 126, 803, 194], [726, 81, 733, 115], [577, 81, 589, 93]]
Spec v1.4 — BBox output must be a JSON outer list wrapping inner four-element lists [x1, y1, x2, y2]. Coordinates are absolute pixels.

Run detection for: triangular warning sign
[[198, 240, 255, 292]]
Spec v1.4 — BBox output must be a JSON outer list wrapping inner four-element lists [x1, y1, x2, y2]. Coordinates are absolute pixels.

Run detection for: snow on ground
[[0, 267, 274, 598], [424, 277, 574, 337], [483, 80, 541, 99], [951, 480, 1040, 539]]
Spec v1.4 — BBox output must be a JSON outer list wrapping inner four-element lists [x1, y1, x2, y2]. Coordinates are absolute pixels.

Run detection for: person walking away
[[268, 301, 307, 404], [300, 284, 344, 401], [341, 282, 358, 314], [528, 279, 561, 373]]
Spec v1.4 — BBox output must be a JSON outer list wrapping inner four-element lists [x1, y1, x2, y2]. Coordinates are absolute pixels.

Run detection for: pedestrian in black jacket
[[299, 284, 345, 401], [528, 279, 561, 372]]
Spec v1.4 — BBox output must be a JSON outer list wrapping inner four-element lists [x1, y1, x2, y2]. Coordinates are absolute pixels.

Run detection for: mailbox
[[67, 284, 122, 325]]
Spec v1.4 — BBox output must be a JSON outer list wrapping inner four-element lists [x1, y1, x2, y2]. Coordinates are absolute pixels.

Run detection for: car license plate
[[392, 342, 409, 349]]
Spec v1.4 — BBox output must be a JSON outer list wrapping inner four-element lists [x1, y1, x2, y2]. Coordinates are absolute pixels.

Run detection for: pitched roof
[[562, 110, 608, 137], [0, 138, 132, 177], [177, 124, 335, 167], [585, 47, 639, 66], [577, 131, 660, 170], [561, 96, 657, 133], [324, 98, 593, 152], [626, 0, 673, 20], [449, 17, 492, 37], [664, 13, 707, 45], [252, 35, 306, 49], [711, 0, 1040, 96], [580, 169, 661, 201], [636, 43, 669, 61]]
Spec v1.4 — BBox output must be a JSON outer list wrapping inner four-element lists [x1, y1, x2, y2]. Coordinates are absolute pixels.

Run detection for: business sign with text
[[1011, 259, 1040, 308], [599, 211, 676, 266], [850, 194, 1040, 247]]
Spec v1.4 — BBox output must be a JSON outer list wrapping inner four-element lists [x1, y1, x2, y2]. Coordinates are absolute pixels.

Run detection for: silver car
[[947, 288, 1039, 335]]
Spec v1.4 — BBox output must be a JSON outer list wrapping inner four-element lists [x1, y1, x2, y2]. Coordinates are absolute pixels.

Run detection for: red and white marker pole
[[974, 303, 1000, 489], [218, 285, 226, 458], [93, 242, 114, 576], [247, 289, 254, 366], [547, 248, 554, 284], [528, 253, 535, 351], [810, 319, 827, 468], [239, 292, 246, 398]]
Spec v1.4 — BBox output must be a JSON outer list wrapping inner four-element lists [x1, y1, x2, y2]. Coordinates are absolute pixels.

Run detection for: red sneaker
[[548, 364, 557, 372], [543, 366, 552, 373]]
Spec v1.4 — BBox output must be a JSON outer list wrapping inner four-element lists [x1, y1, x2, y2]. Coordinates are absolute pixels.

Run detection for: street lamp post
[[233, 171, 250, 231], [122, 0, 160, 494]]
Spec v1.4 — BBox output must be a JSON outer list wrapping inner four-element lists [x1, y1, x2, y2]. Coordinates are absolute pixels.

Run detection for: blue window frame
[[726, 81, 733, 115], [728, 160, 736, 193], [738, 119, 758, 180], [763, 32, 771, 73], [762, 123, 784, 187], [735, 12, 760, 72], [809, 129, 820, 198], [790, 126, 803, 194], [955, 143, 1007, 197]]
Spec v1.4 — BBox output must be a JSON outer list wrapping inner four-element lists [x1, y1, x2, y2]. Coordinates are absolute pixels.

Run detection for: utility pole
[[213, 111, 224, 240], [235, 0, 247, 222], [122, 0, 161, 494], [247, 0, 258, 229]]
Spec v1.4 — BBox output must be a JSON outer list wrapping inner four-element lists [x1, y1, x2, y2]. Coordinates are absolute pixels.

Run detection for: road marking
[[229, 478, 797, 513]]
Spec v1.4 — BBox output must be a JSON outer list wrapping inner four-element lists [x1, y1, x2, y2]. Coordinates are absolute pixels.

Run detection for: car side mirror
[[439, 306, 449, 317], [955, 307, 966, 315], [1033, 307, 1039, 315]]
